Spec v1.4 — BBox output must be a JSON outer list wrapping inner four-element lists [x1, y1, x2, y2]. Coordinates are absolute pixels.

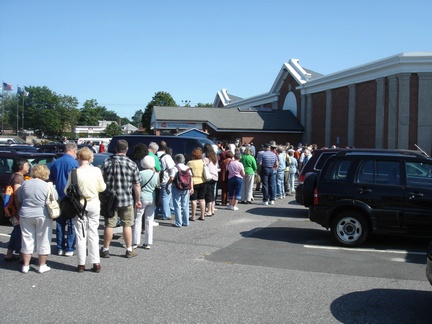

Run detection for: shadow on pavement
[[330, 289, 432, 323]]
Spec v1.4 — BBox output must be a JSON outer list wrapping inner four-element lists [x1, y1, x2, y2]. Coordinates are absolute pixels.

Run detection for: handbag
[[100, 157, 118, 218], [100, 191, 118, 218], [46, 182, 60, 220], [202, 159, 213, 182]]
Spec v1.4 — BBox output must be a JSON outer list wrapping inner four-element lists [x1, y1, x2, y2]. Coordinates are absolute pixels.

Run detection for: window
[[356, 160, 400, 185], [406, 161, 432, 188], [328, 159, 351, 181]]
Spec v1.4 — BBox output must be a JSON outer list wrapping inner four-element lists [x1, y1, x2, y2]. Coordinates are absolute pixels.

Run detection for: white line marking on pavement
[[304, 244, 426, 256]]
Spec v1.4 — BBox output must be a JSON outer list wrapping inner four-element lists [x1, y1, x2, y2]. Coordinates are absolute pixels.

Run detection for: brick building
[[152, 53, 432, 153]]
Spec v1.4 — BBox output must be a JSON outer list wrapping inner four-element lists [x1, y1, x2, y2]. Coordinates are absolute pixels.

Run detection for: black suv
[[295, 149, 343, 206], [0, 150, 57, 224], [308, 149, 432, 247]]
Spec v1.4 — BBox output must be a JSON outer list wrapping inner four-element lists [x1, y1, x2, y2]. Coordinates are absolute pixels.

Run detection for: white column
[[397, 73, 411, 149], [417, 73, 432, 155]]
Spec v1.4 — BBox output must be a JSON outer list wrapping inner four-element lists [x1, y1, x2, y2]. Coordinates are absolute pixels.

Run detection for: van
[[108, 135, 214, 161], [77, 138, 111, 152]]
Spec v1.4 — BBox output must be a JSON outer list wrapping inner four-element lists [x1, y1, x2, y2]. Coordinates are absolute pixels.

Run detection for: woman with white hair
[[137, 155, 159, 250]]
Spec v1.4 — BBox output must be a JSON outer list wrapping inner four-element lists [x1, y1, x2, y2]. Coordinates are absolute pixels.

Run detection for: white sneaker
[[262, 201, 268, 205], [38, 265, 51, 273], [57, 250, 64, 256], [22, 265, 30, 274], [226, 205, 234, 210], [153, 221, 159, 227], [270, 200, 275, 205], [65, 251, 74, 257], [232, 206, 239, 211], [142, 244, 151, 250]]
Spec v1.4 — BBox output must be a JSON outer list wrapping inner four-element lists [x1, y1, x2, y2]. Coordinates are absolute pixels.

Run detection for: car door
[[351, 158, 405, 229], [402, 159, 432, 231]]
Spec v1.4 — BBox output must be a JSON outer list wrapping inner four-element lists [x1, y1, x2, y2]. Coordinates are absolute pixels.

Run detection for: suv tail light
[[313, 187, 319, 205], [299, 174, 305, 184]]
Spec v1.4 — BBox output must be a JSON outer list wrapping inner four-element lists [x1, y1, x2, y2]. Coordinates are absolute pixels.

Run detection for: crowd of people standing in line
[[3, 138, 318, 274]]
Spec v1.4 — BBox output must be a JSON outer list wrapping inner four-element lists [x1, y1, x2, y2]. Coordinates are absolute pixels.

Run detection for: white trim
[[298, 52, 432, 94]]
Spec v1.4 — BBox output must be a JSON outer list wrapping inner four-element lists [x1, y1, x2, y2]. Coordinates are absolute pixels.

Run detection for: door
[[352, 158, 405, 229], [403, 160, 432, 232]]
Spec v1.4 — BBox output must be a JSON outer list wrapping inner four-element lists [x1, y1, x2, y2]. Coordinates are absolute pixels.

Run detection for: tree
[[103, 122, 123, 137], [56, 95, 80, 138], [131, 109, 143, 127], [24, 86, 61, 137], [79, 99, 119, 126], [141, 91, 176, 133], [195, 102, 213, 107]]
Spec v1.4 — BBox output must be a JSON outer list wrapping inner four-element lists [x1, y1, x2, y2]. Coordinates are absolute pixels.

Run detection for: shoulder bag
[[202, 159, 213, 182], [46, 182, 60, 220]]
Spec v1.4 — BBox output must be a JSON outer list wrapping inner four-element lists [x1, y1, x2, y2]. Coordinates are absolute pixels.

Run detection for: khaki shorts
[[105, 205, 134, 228]]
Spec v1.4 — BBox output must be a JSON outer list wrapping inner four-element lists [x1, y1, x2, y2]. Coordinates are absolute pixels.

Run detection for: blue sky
[[1, 0, 431, 119]]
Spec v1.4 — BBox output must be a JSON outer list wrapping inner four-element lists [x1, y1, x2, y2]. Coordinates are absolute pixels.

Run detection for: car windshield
[[28, 156, 56, 170]]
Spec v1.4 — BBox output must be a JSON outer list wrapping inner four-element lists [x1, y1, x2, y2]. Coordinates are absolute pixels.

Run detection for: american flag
[[2, 82, 13, 91]]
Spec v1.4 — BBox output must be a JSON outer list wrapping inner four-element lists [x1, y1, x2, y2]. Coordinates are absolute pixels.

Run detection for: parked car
[[36, 143, 95, 157], [0, 145, 39, 152], [308, 149, 432, 247], [426, 241, 432, 286], [295, 149, 343, 206], [427, 241, 432, 286], [108, 135, 215, 162], [0, 136, 31, 145], [93, 152, 112, 168], [0, 150, 57, 225]]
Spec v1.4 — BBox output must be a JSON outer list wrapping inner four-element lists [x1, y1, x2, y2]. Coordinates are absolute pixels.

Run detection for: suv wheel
[[302, 172, 317, 207], [331, 211, 368, 247]]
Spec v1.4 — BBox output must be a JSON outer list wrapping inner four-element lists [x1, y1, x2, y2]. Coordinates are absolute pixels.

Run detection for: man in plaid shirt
[[100, 140, 142, 258]]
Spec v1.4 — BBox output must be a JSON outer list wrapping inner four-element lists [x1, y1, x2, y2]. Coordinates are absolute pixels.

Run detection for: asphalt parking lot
[[1, 193, 431, 323]]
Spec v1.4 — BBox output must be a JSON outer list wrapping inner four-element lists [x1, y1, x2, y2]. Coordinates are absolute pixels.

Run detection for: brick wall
[[311, 92, 326, 147], [332, 87, 349, 147], [355, 80, 377, 148]]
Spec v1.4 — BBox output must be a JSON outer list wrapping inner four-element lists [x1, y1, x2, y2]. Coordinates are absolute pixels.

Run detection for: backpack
[[59, 169, 87, 220], [4, 185, 17, 218], [4, 173, 25, 218], [174, 165, 191, 190], [158, 153, 167, 182]]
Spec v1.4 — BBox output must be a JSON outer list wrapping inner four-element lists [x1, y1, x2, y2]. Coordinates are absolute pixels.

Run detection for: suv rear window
[[328, 159, 352, 182]]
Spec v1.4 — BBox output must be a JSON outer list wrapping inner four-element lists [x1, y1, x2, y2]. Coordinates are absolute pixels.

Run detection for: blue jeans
[[228, 177, 243, 201], [276, 169, 285, 197], [56, 218, 76, 252], [261, 167, 275, 202], [172, 186, 190, 226], [160, 183, 173, 220], [7, 224, 21, 254]]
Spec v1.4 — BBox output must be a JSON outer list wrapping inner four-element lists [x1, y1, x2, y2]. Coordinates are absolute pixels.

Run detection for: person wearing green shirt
[[240, 147, 257, 204]]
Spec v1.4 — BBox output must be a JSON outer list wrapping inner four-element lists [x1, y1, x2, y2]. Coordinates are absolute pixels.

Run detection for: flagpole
[[22, 94, 25, 131], [16, 85, 19, 135], [1, 80, 4, 135]]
